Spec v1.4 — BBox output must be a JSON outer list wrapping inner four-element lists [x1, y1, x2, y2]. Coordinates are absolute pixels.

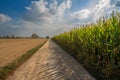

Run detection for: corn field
[[52, 12, 120, 80]]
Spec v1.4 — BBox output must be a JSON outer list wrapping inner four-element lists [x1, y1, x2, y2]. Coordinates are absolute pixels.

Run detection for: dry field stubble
[[0, 38, 46, 68]]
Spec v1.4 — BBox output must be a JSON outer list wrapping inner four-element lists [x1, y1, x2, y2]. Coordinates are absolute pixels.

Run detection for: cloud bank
[[0, 14, 11, 22], [23, 0, 72, 23], [70, 0, 120, 25], [21, 0, 72, 36]]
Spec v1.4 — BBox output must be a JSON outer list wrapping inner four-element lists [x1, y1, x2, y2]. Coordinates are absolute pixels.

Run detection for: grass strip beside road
[[0, 39, 48, 80]]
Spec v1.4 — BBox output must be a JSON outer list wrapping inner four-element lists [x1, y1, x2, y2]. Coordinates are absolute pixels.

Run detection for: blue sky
[[0, 0, 120, 37], [0, 0, 39, 19], [0, 0, 86, 18]]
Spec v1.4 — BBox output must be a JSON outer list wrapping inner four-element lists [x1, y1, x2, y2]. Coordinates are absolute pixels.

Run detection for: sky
[[0, 0, 120, 37]]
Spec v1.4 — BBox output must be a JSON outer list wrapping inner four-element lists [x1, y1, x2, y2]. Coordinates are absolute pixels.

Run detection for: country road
[[6, 40, 95, 80]]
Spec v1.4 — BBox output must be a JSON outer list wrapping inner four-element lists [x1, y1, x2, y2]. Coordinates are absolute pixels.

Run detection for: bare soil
[[0, 39, 46, 68], [6, 40, 95, 80]]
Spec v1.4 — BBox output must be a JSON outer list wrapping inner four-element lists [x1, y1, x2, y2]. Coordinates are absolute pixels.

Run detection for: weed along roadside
[[52, 12, 120, 80], [0, 39, 48, 80]]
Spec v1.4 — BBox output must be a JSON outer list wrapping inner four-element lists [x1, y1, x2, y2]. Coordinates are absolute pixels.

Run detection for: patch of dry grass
[[0, 39, 47, 68]]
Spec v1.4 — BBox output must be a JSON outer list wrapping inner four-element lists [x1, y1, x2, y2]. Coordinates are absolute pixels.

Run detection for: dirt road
[[6, 40, 95, 80]]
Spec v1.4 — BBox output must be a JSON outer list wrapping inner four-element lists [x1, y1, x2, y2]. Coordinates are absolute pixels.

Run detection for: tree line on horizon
[[0, 33, 49, 39]]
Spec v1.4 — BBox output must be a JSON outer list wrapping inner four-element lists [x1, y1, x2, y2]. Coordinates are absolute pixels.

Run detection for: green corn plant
[[52, 12, 120, 80]]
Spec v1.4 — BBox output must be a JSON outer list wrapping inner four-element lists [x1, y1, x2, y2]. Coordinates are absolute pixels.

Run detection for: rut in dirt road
[[6, 40, 95, 80]]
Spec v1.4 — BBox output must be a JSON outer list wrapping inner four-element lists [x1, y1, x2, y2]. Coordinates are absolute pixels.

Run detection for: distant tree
[[6, 35, 10, 38], [46, 36, 50, 39], [31, 33, 39, 38], [3, 35, 5, 38], [11, 35, 15, 38]]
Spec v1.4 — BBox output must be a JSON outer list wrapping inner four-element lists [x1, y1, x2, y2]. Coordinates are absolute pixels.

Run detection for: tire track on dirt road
[[6, 40, 95, 80]]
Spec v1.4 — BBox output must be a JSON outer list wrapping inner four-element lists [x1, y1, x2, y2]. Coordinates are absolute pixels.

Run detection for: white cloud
[[23, 0, 52, 23], [70, 0, 119, 23], [91, 0, 112, 21], [23, 0, 72, 24], [57, 0, 72, 16], [20, 0, 72, 36], [71, 9, 90, 20], [0, 13, 11, 22], [25, 7, 31, 10]]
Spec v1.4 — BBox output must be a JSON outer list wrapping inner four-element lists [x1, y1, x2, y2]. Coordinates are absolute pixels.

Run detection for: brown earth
[[6, 40, 95, 80], [0, 39, 47, 68]]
